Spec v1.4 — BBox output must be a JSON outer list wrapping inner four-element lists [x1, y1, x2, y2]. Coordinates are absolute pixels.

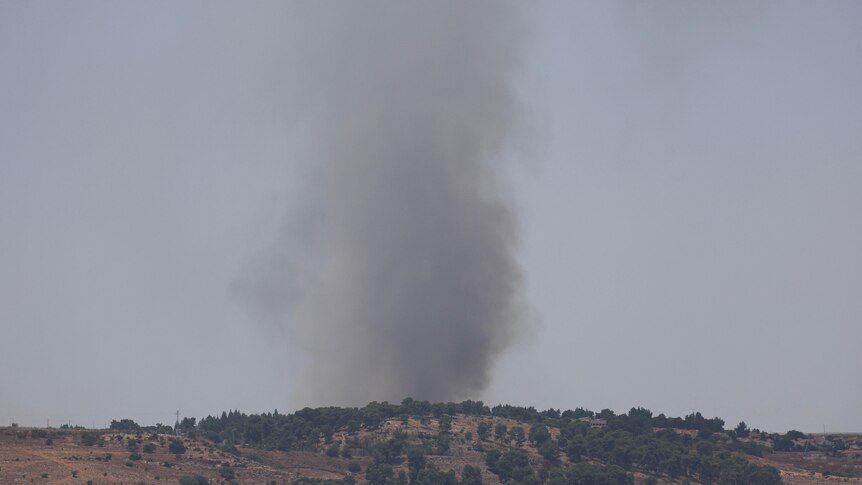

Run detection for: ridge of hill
[[2, 401, 861, 485]]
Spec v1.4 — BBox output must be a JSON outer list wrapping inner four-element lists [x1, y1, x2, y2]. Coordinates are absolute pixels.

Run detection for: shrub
[[477, 422, 491, 441], [169, 439, 187, 454], [129, 452, 142, 461], [179, 475, 210, 485], [80, 432, 100, 446], [348, 462, 362, 473], [327, 443, 341, 457], [143, 443, 157, 453], [219, 465, 235, 480]]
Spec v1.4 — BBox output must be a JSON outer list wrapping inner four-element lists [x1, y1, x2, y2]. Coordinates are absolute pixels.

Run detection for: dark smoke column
[[236, 1, 529, 405]]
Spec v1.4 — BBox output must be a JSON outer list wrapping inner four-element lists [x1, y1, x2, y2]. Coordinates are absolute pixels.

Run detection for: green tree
[[462, 465, 482, 485], [169, 439, 187, 454], [408, 447, 427, 482], [178, 417, 197, 433], [539, 440, 560, 463], [510, 427, 526, 448], [495, 424, 507, 442], [477, 422, 491, 441], [529, 424, 551, 446], [110, 419, 141, 432], [366, 460, 394, 485]]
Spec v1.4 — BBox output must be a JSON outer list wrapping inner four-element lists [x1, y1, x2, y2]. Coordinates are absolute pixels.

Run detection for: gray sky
[[1, 1, 860, 433]]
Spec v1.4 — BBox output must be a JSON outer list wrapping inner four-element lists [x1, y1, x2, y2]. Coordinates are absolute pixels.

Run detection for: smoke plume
[[235, 2, 529, 405]]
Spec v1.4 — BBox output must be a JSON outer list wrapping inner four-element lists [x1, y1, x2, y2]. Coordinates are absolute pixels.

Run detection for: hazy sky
[[1, 1, 860, 433]]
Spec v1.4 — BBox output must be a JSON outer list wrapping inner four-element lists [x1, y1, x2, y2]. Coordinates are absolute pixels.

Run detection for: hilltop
[[2, 400, 860, 485]]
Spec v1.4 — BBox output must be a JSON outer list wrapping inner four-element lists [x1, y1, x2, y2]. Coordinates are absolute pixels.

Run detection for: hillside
[[2, 401, 860, 485]]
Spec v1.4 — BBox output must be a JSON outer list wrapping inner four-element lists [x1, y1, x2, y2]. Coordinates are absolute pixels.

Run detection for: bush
[[80, 432, 100, 446], [143, 443, 157, 453], [219, 465, 235, 480], [169, 439, 187, 454], [327, 443, 341, 457], [179, 476, 209, 485], [477, 422, 491, 441], [129, 452, 142, 461], [348, 462, 362, 473]]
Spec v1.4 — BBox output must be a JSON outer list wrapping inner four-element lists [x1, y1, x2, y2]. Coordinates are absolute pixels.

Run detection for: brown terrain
[[2, 415, 860, 485]]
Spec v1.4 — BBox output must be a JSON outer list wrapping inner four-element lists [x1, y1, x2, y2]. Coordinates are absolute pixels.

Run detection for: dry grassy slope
[[0, 417, 558, 485], [0, 428, 290, 485], [2, 416, 858, 485]]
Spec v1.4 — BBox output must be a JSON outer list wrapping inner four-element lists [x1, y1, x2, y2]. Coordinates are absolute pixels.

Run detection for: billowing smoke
[[234, 1, 529, 405]]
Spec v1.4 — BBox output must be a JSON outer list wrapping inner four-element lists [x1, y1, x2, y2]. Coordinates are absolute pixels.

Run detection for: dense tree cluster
[[140, 399, 784, 485], [110, 419, 141, 432]]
